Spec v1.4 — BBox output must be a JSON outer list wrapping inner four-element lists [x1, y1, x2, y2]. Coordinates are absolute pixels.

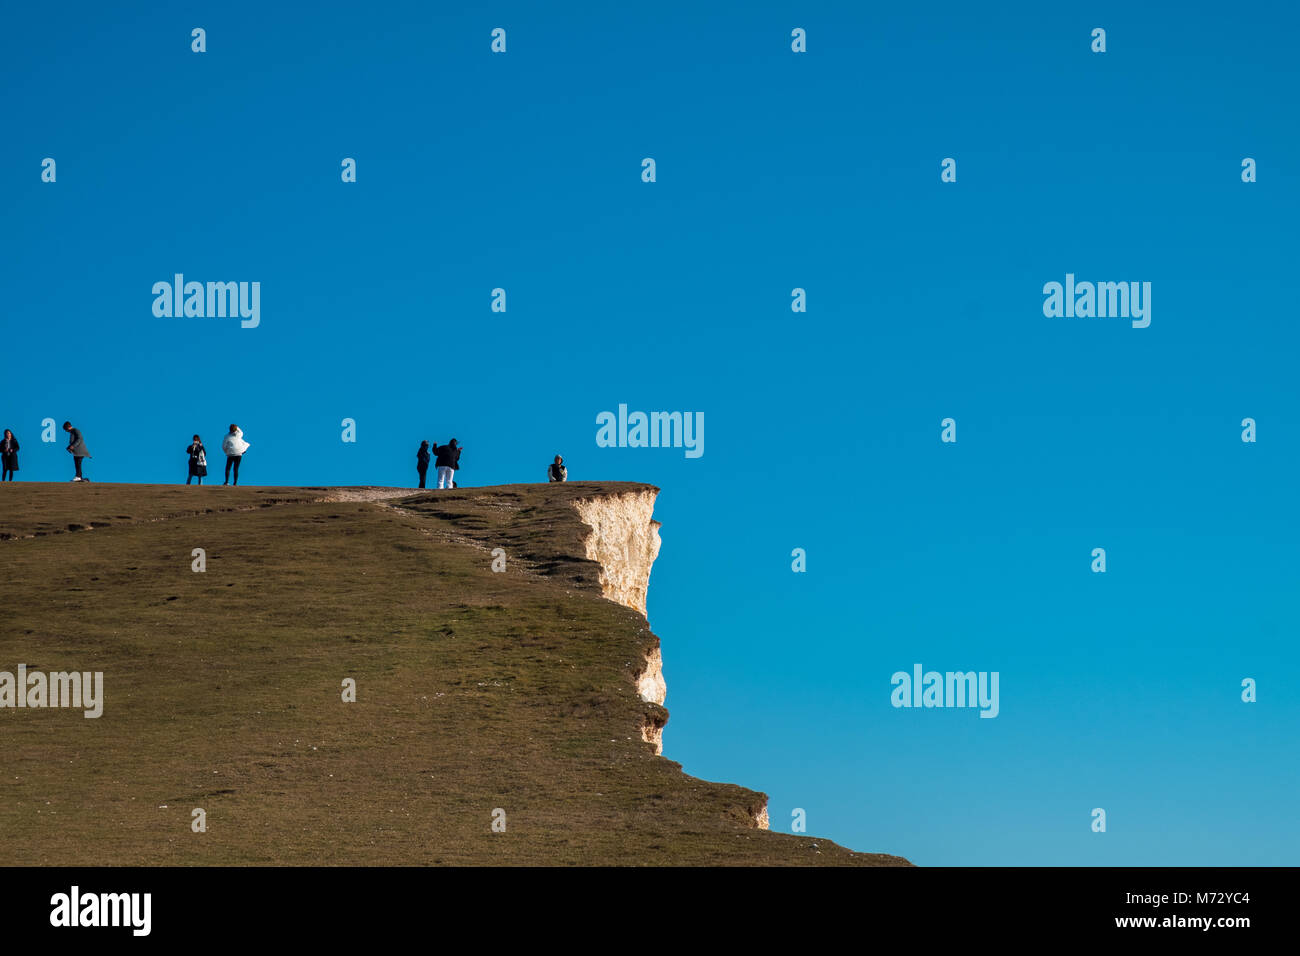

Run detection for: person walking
[[416, 440, 431, 489], [222, 424, 250, 486], [432, 438, 461, 490], [548, 455, 567, 482], [63, 421, 91, 481], [186, 435, 208, 485], [1, 429, 19, 481]]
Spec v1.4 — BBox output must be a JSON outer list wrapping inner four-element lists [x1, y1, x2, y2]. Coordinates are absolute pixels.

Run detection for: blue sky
[[2, 1, 1297, 865]]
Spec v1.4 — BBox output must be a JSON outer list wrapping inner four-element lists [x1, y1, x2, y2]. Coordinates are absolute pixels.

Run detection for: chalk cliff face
[[572, 490, 661, 617], [636, 646, 666, 706], [572, 489, 768, 829], [573, 490, 669, 757]]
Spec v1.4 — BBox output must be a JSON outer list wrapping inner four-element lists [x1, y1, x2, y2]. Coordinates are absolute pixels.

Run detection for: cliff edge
[[0, 481, 909, 866]]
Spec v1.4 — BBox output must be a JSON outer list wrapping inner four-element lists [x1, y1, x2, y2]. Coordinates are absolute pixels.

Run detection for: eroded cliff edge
[[572, 490, 668, 756], [392, 481, 763, 822], [568, 488, 774, 831], [2, 481, 909, 865]]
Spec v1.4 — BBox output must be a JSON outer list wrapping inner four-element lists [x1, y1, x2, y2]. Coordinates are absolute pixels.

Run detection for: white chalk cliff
[[572, 489, 662, 618], [571, 489, 769, 831], [572, 490, 665, 750]]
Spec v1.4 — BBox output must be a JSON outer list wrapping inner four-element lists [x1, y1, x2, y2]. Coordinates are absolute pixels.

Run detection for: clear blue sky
[[3, 1, 1297, 865]]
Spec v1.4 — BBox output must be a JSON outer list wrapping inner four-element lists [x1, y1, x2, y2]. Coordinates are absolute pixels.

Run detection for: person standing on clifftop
[[222, 424, 250, 486], [63, 421, 91, 482], [1, 429, 19, 481], [416, 440, 431, 488], [186, 435, 208, 485], [432, 438, 461, 490], [450, 440, 463, 488], [548, 455, 567, 482]]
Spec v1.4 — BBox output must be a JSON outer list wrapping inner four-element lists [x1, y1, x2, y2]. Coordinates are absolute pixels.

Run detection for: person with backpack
[[548, 455, 567, 482], [222, 424, 250, 486], [1, 429, 19, 481], [416, 440, 431, 488], [186, 435, 208, 485], [432, 438, 462, 489], [63, 421, 92, 481]]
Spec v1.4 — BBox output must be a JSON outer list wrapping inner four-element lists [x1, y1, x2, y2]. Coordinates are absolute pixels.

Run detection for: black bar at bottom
[[0, 866, 1276, 941]]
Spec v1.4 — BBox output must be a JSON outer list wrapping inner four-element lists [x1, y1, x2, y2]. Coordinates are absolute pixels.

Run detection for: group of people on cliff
[[415, 439, 463, 489], [1, 421, 570, 488], [184, 426, 251, 485], [410, 442, 564, 488], [1, 422, 98, 483], [0, 423, 250, 485]]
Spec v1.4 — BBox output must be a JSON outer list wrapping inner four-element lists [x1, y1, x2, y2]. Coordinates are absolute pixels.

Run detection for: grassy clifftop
[[0, 481, 909, 866]]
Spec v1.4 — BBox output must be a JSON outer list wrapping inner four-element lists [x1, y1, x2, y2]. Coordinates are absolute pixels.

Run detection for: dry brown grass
[[0, 482, 909, 866]]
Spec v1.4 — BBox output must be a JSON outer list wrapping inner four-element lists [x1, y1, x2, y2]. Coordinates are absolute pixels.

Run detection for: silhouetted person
[[186, 435, 208, 485], [548, 455, 567, 482], [222, 424, 250, 486], [63, 421, 91, 481], [1, 429, 19, 481], [432, 439, 461, 489], [416, 440, 431, 488]]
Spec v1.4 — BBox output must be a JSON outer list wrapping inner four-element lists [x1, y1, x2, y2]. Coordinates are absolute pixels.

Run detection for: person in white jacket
[[221, 424, 250, 486]]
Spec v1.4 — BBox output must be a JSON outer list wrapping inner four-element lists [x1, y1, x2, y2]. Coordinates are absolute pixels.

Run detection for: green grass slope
[[0, 481, 909, 866]]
